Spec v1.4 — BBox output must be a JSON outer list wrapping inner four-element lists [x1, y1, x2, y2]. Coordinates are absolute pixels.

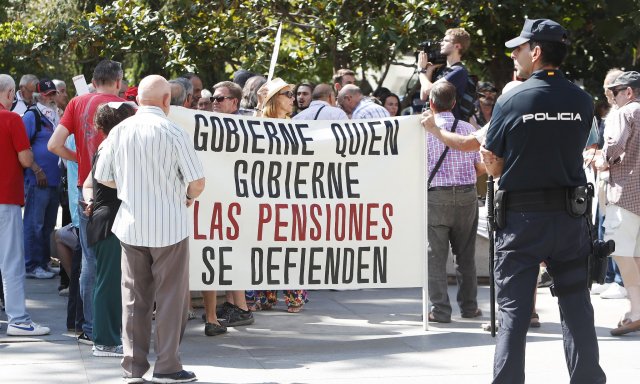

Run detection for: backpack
[[436, 63, 478, 122], [23, 106, 44, 146], [450, 63, 478, 122]]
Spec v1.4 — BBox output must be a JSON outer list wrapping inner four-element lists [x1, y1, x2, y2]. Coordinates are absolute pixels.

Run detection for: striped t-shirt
[[94, 106, 205, 247]]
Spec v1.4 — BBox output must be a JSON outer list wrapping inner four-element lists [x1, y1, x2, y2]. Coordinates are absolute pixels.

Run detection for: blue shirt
[[65, 135, 80, 227], [435, 64, 469, 120], [22, 108, 61, 186], [485, 70, 593, 191]]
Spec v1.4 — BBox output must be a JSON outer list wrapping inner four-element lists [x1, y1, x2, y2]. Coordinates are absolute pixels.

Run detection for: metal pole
[[486, 176, 496, 337]]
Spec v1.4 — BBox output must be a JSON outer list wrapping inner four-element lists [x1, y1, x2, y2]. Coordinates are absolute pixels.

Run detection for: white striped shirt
[[352, 99, 390, 120], [94, 106, 205, 247]]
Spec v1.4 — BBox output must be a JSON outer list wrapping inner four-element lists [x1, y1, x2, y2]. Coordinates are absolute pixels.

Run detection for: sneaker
[[46, 264, 61, 275], [93, 344, 124, 357], [25, 266, 55, 279], [6, 322, 50, 336], [219, 304, 255, 327], [123, 377, 144, 383], [590, 282, 611, 295], [216, 302, 235, 319], [59, 287, 70, 297], [537, 269, 553, 288], [152, 370, 197, 383], [77, 331, 93, 345], [204, 322, 227, 336], [600, 283, 627, 299]]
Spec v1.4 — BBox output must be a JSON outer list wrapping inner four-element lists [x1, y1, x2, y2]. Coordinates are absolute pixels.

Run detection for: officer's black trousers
[[492, 210, 606, 384]]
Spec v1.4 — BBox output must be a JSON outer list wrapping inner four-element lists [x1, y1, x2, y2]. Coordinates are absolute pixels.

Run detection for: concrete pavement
[[1, 277, 639, 383]]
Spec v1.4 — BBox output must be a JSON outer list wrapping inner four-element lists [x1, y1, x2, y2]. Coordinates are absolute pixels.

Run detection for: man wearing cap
[[587, 71, 640, 335], [22, 78, 62, 280], [473, 82, 497, 128], [481, 19, 606, 383]]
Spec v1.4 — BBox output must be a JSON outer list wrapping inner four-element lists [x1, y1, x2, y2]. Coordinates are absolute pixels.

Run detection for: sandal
[[530, 312, 541, 328], [287, 305, 303, 313]]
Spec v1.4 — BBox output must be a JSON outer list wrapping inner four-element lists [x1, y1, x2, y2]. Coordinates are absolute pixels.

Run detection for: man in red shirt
[[0, 73, 50, 336], [48, 60, 125, 346]]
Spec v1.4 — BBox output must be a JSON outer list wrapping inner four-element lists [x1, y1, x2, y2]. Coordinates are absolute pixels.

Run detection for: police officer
[[481, 19, 606, 384]]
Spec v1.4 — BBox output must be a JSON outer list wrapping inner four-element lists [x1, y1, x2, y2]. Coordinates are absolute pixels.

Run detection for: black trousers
[[492, 210, 606, 384]]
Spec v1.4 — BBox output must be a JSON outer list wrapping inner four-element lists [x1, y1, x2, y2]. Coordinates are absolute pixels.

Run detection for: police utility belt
[[493, 185, 590, 229]]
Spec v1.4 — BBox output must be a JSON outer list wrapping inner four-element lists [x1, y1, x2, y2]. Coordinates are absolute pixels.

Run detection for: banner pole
[[423, 126, 429, 331], [266, 23, 282, 83]]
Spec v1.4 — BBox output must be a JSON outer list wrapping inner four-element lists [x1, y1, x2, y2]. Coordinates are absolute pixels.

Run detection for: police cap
[[506, 19, 569, 48]]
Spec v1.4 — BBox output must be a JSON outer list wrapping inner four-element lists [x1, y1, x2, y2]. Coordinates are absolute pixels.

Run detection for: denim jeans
[[78, 191, 96, 338], [0, 204, 31, 324], [23, 184, 60, 273]]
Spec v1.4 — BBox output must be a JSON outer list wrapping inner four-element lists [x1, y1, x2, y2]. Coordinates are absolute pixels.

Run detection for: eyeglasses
[[279, 91, 294, 98], [611, 87, 627, 97], [210, 96, 234, 103]]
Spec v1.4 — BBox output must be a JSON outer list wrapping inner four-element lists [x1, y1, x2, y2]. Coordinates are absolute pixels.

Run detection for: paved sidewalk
[[1, 278, 639, 383]]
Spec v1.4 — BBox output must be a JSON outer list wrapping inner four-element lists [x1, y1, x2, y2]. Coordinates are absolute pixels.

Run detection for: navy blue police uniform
[[484, 69, 606, 384]]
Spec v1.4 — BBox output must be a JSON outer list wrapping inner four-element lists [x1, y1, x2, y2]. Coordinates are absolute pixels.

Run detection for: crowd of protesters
[[1, 20, 639, 383]]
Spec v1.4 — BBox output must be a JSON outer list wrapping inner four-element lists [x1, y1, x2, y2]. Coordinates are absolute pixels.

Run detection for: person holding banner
[[249, 77, 309, 313], [426, 81, 483, 324]]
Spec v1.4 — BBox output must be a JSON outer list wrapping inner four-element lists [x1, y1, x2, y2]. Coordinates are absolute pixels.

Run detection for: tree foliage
[[0, 0, 638, 102]]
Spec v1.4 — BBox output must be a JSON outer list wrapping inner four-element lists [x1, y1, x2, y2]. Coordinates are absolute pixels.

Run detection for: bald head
[[138, 75, 171, 115], [337, 84, 362, 114], [312, 84, 335, 102]]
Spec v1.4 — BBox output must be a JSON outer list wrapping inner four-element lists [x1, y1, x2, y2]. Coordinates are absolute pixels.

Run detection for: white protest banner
[[167, 107, 426, 290]]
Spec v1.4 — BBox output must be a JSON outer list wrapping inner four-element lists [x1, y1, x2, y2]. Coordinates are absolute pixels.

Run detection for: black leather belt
[[505, 188, 566, 212], [428, 184, 475, 192]]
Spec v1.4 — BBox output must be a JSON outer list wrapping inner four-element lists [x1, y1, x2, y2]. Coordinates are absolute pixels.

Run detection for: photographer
[[417, 28, 471, 121]]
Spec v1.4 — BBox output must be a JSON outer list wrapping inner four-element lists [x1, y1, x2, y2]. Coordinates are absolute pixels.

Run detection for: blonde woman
[[249, 78, 308, 313]]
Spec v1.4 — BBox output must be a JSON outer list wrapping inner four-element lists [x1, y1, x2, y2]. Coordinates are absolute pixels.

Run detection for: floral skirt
[[245, 290, 308, 308]]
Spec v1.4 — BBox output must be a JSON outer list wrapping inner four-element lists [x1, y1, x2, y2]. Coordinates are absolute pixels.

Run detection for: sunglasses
[[210, 96, 234, 103], [611, 87, 627, 97], [279, 91, 294, 98]]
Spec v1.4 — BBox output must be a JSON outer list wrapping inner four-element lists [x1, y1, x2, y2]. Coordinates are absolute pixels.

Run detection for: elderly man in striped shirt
[[426, 81, 484, 324], [94, 75, 205, 384], [337, 84, 390, 119]]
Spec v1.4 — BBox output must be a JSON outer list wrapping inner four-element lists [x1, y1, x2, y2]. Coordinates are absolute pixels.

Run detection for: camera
[[590, 239, 615, 285], [416, 41, 447, 65]]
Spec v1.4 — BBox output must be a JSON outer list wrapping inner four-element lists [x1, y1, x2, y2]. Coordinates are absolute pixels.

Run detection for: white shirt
[[94, 106, 205, 247], [352, 99, 390, 120], [11, 91, 29, 116], [293, 100, 348, 121]]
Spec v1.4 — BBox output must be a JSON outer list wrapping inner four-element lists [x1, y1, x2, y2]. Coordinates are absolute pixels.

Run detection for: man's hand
[[33, 168, 48, 187], [480, 146, 504, 177], [186, 196, 194, 208], [420, 110, 439, 135]]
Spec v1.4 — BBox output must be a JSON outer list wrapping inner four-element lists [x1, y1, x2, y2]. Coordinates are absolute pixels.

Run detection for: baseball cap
[[505, 19, 569, 48], [477, 82, 497, 92], [606, 71, 640, 89], [37, 78, 58, 95]]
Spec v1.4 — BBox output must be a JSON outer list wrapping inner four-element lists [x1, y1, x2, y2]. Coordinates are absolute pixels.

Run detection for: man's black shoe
[[151, 369, 197, 383], [219, 304, 255, 327], [537, 270, 553, 288], [204, 322, 227, 336]]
